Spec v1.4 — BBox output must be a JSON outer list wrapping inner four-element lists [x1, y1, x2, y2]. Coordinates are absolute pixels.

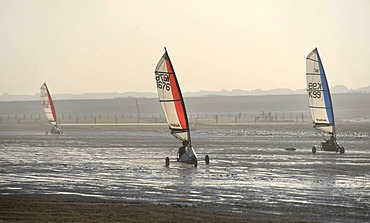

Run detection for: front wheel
[[205, 155, 210, 165], [191, 155, 198, 168], [312, 146, 316, 154], [165, 157, 170, 167]]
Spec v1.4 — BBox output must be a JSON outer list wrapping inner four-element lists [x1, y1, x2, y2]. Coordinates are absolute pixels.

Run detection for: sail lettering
[[155, 73, 171, 91], [170, 122, 180, 127], [42, 101, 50, 108], [308, 82, 321, 98]]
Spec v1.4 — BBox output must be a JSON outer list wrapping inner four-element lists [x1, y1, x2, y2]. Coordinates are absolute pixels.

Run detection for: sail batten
[[306, 58, 319, 62], [306, 48, 335, 136], [159, 99, 182, 102], [155, 49, 191, 145]]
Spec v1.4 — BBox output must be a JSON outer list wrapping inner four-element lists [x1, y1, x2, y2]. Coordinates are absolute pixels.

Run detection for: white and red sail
[[155, 49, 191, 145], [40, 82, 58, 126]]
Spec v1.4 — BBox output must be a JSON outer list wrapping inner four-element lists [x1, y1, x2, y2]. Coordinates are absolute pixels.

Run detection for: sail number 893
[[156, 73, 171, 91]]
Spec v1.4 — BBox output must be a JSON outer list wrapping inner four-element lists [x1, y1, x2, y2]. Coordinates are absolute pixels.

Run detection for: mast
[[47, 83, 58, 126], [315, 48, 336, 137], [135, 99, 140, 123], [164, 48, 192, 146]]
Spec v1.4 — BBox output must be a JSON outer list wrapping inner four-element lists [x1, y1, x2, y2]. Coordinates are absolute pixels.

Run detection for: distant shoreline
[[1, 94, 370, 125], [1, 89, 370, 102]]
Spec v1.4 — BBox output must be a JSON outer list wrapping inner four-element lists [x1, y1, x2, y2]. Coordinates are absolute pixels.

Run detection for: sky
[[0, 0, 370, 95]]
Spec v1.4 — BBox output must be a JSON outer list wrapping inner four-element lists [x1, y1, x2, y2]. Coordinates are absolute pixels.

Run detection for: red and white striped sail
[[40, 82, 57, 126], [155, 49, 191, 144]]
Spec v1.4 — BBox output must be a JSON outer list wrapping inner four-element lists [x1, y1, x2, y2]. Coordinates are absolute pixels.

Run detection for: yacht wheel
[[205, 155, 210, 165], [340, 147, 345, 154], [312, 146, 316, 154], [191, 155, 198, 167]]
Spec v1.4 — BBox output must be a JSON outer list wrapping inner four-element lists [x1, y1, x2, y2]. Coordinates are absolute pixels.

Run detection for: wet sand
[[1, 193, 368, 222], [1, 123, 369, 222], [0, 194, 282, 223]]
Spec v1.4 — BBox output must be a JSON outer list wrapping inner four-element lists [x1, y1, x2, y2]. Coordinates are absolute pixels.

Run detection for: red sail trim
[[46, 86, 57, 122], [165, 59, 187, 130]]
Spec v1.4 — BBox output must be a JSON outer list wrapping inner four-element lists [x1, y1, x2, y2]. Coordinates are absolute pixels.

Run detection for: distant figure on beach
[[255, 116, 260, 122], [255, 112, 279, 122]]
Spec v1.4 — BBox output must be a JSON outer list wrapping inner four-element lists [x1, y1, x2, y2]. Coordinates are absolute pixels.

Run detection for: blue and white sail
[[306, 48, 335, 136]]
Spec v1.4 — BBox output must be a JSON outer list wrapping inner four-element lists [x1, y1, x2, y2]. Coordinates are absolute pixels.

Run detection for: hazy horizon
[[1, 0, 370, 95], [1, 84, 369, 102]]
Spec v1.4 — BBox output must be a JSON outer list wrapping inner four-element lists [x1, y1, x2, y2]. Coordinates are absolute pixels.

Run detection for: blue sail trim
[[318, 57, 333, 125]]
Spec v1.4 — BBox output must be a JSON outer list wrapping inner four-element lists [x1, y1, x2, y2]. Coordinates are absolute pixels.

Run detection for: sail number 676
[[156, 73, 171, 91]]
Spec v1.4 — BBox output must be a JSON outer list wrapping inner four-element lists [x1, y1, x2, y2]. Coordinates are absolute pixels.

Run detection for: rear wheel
[[165, 157, 170, 167], [312, 146, 316, 154], [340, 147, 345, 154], [205, 155, 210, 165]]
